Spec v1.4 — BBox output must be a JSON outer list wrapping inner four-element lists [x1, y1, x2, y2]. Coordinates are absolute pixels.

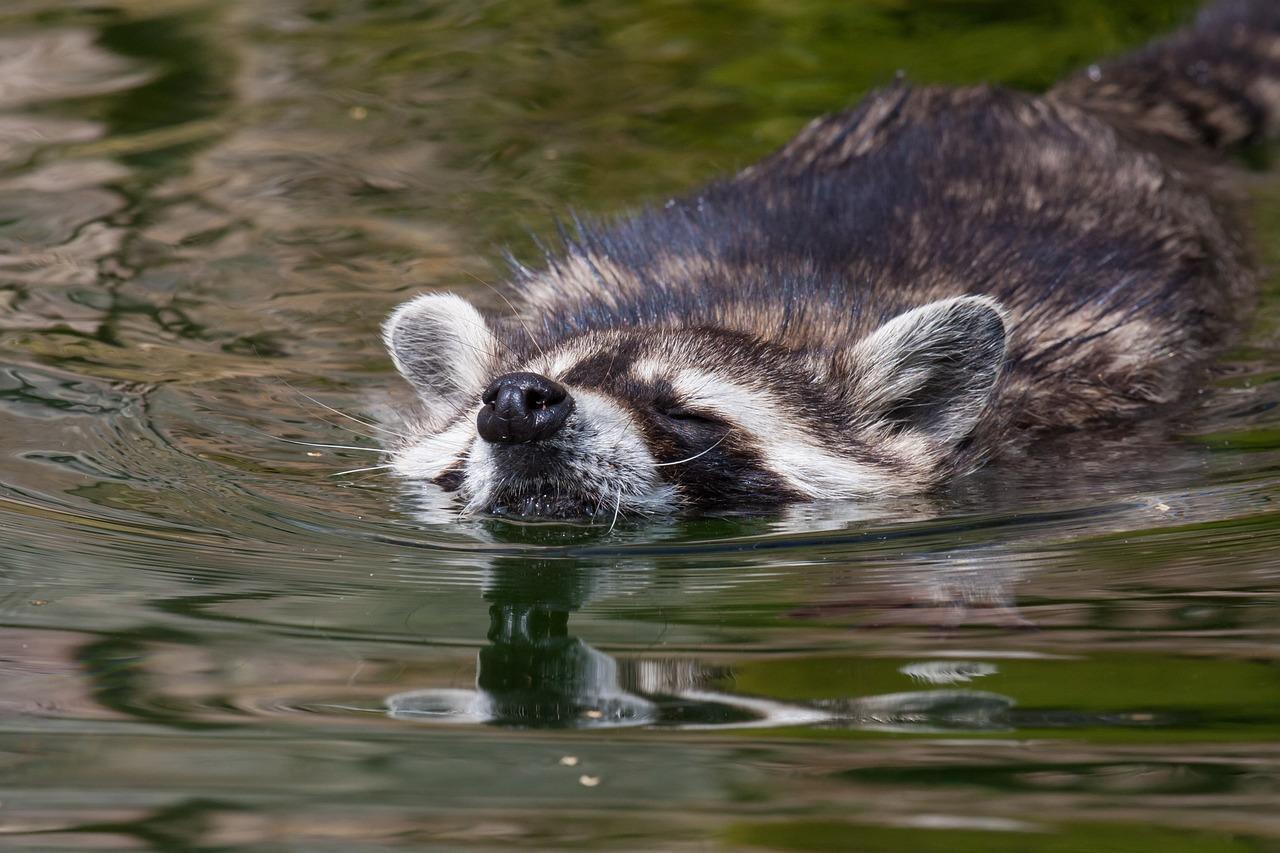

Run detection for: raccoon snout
[[477, 372, 574, 444]]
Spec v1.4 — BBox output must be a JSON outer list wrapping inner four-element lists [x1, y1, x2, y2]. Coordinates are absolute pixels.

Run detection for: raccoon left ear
[[849, 296, 1007, 447], [383, 293, 499, 411]]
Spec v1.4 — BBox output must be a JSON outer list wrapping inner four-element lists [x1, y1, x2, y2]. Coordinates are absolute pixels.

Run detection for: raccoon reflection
[[384, 1, 1277, 519]]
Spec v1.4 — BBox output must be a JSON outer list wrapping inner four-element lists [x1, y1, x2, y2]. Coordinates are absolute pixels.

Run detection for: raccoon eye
[[656, 403, 724, 426]]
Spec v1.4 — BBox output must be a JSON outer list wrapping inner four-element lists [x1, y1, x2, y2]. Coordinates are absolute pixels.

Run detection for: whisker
[[603, 338, 622, 383], [251, 429, 388, 454], [331, 464, 396, 476], [608, 488, 623, 534], [462, 270, 547, 361], [278, 378, 408, 440], [281, 406, 389, 443], [653, 431, 732, 467]]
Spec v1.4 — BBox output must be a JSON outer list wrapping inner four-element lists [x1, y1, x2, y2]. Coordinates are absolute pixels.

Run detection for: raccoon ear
[[849, 296, 1007, 446], [383, 293, 498, 408]]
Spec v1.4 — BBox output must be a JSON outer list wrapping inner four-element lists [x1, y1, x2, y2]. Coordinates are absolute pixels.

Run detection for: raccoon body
[[384, 0, 1280, 519]]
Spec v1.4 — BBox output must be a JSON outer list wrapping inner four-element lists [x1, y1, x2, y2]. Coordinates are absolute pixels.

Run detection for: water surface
[[2, 0, 1280, 850]]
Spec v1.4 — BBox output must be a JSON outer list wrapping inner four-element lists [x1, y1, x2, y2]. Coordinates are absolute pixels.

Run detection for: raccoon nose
[[477, 372, 574, 444]]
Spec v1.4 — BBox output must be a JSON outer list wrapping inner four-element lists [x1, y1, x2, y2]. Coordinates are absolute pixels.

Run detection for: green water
[[3, 0, 1280, 850]]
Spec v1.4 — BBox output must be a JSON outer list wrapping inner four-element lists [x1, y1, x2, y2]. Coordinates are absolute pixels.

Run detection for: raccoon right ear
[[849, 296, 1007, 447], [383, 293, 499, 409]]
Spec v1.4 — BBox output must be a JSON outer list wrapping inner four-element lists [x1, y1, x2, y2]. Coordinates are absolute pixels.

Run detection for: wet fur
[[387, 0, 1280, 517]]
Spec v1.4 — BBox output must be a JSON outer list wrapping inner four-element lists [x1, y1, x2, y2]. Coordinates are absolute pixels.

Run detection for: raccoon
[[383, 0, 1280, 520]]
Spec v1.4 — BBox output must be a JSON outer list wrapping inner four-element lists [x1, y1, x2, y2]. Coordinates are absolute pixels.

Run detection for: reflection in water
[[388, 548, 1015, 732], [0, 1, 1279, 849], [389, 602, 660, 728]]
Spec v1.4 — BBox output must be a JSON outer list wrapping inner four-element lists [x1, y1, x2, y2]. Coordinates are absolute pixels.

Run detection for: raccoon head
[[383, 293, 1007, 519]]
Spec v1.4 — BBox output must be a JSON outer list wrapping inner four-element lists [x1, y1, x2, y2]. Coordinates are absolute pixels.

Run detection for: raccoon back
[[512, 1, 1277, 434]]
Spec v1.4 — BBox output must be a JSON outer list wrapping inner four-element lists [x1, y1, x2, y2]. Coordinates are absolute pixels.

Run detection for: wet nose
[[477, 372, 574, 444]]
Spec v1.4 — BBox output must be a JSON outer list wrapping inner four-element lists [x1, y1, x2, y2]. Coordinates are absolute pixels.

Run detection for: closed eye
[[655, 403, 726, 426]]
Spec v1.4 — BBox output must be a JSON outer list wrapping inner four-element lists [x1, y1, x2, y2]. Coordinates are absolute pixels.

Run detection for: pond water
[[2, 0, 1279, 849]]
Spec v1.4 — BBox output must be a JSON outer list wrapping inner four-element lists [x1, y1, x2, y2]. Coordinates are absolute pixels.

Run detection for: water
[[2, 0, 1279, 849]]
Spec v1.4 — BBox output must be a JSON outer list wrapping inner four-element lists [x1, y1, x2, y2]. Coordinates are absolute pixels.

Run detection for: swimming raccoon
[[383, 0, 1279, 519]]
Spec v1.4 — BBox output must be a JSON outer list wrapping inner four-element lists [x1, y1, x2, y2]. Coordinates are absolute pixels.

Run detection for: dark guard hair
[[383, 0, 1280, 518]]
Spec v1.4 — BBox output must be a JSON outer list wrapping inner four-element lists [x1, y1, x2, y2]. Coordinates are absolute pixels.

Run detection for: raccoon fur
[[383, 0, 1280, 519]]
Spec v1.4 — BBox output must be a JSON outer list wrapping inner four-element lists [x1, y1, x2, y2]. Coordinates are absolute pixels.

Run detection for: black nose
[[477, 372, 573, 444]]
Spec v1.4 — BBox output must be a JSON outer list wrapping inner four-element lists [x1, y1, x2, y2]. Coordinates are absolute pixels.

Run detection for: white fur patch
[[669, 369, 897, 499], [458, 437, 500, 513], [571, 390, 677, 509], [524, 338, 601, 381], [383, 293, 497, 422], [392, 413, 477, 480], [630, 358, 666, 383]]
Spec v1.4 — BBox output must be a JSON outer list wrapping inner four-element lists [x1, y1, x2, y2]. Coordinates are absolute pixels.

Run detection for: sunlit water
[[2, 1, 1279, 850]]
